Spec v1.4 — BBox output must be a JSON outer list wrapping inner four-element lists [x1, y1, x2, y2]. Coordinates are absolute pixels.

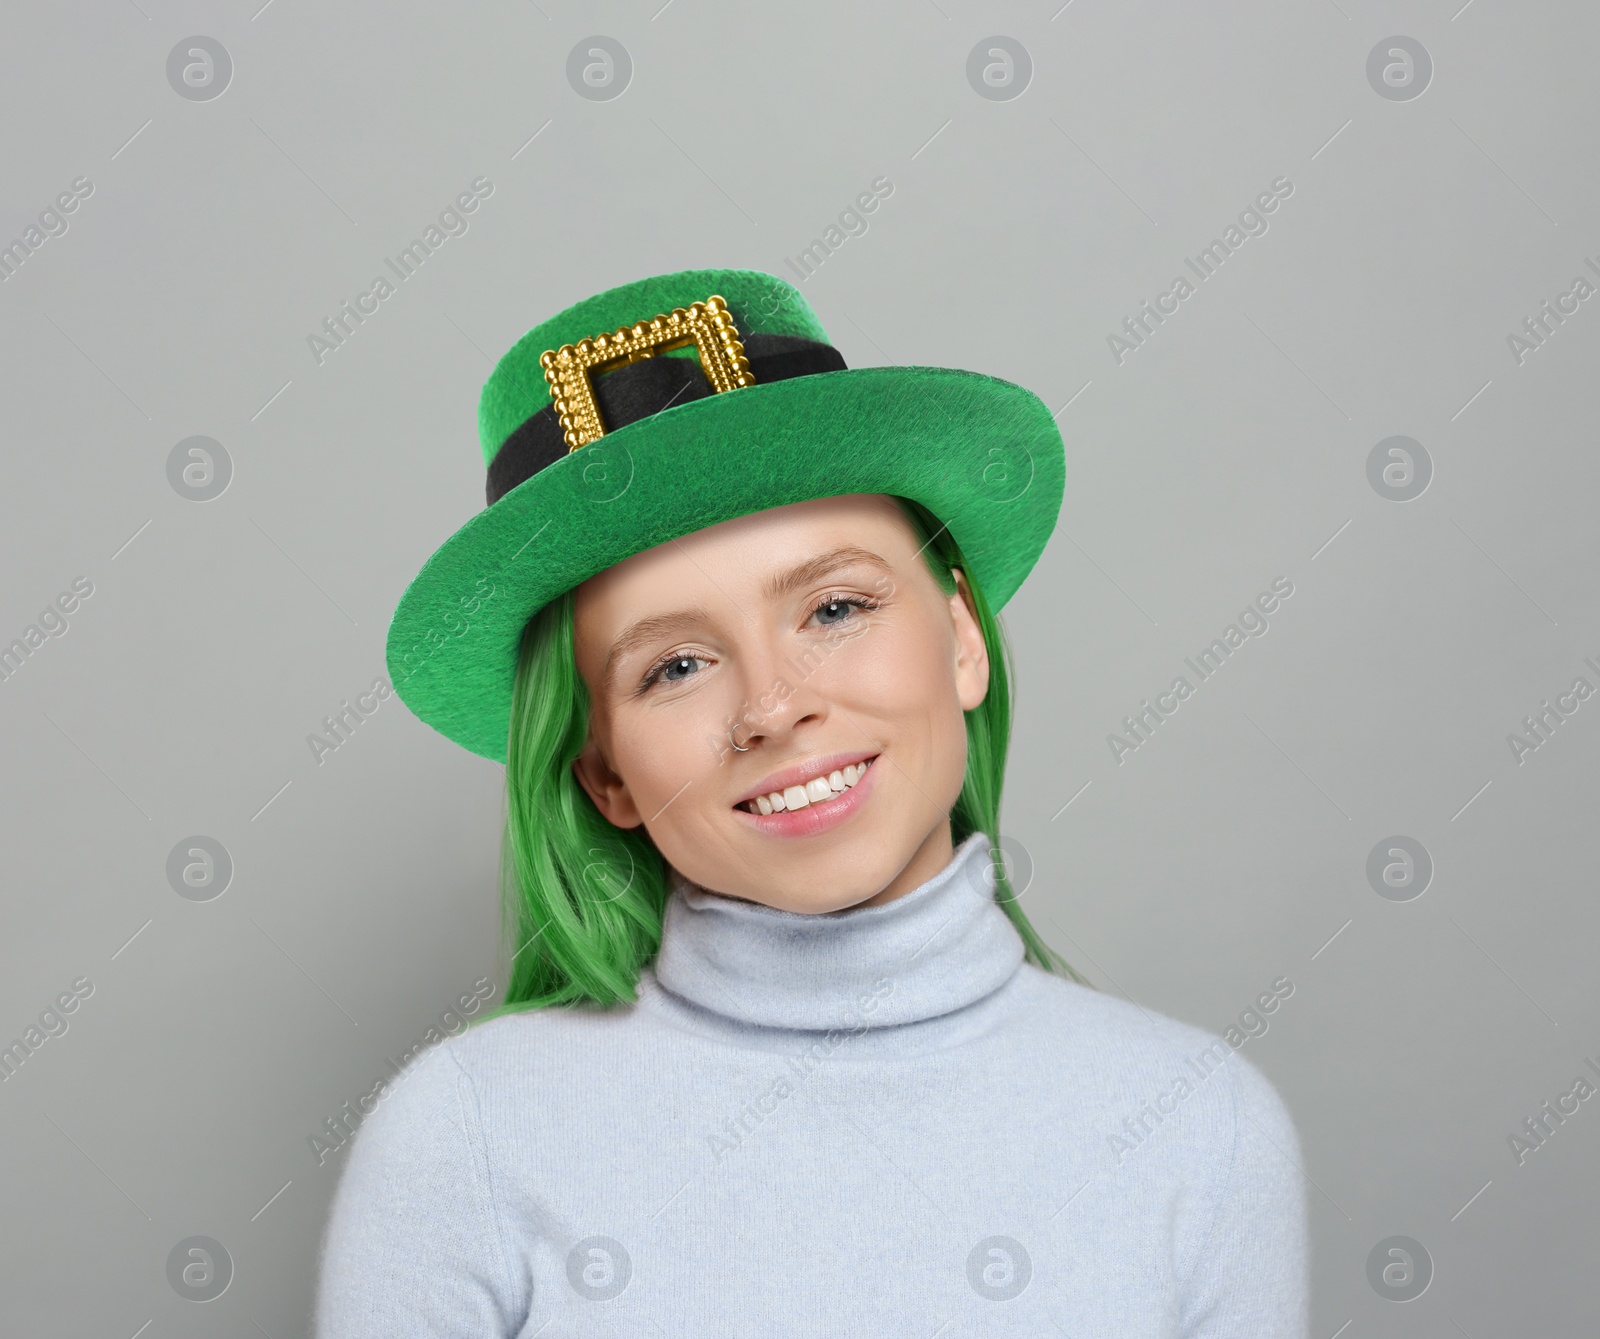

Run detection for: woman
[[314, 269, 1307, 1335]]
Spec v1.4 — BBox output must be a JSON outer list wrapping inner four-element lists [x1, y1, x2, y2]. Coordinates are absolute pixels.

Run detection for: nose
[[724, 633, 830, 754]]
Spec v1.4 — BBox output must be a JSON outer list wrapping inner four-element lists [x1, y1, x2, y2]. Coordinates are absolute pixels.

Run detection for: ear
[[570, 736, 645, 829], [948, 568, 990, 712]]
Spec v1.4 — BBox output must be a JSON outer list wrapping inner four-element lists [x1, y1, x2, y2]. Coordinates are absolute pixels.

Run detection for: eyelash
[[636, 593, 884, 693]]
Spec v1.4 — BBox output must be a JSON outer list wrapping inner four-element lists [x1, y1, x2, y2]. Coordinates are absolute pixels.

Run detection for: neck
[[649, 831, 1026, 1031]]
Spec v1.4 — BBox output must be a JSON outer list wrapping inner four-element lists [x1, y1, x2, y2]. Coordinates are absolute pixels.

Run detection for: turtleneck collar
[[649, 832, 1025, 1032]]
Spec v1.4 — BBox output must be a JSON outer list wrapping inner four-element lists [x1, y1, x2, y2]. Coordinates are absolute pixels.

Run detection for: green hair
[[480, 495, 1087, 1020]]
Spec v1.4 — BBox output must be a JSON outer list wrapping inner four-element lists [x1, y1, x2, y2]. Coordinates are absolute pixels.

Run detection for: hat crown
[[477, 268, 831, 467]]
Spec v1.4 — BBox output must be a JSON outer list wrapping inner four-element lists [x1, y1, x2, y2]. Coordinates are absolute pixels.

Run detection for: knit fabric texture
[[313, 833, 1308, 1336]]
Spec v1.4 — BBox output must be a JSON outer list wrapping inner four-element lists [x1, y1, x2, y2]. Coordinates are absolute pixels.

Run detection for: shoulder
[[1006, 963, 1222, 1062], [374, 999, 653, 1118], [1006, 964, 1299, 1142], [316, 1018, 549, 1327], [332, 1004, 613, 1155], [1005, 968, 1304, 1275]]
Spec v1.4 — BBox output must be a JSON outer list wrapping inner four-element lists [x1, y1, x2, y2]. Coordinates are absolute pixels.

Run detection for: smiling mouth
[[736, 756, 878, 815]]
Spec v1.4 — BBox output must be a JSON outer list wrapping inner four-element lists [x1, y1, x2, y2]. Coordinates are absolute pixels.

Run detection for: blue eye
[[655, 655, 704, 685], [810, 595, 880, 627]]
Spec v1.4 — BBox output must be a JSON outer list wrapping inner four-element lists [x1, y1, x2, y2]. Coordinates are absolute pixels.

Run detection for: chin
[[774, 884, 884, 915], [753, 837, 910, 914], [669, 830, 896, 914]]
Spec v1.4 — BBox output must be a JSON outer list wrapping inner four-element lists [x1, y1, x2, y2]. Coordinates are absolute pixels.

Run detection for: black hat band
[[485, 332, 848, 506]]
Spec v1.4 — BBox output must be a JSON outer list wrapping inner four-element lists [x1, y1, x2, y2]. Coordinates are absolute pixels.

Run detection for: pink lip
[[731, 750, 881, 808], [732, 755, 880, 839]]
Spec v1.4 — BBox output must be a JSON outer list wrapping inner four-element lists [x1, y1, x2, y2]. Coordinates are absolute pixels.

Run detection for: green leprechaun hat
[[385, 267, 1065, 763]]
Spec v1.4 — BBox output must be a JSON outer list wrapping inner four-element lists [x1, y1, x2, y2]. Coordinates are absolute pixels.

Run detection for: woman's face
[[571, 493, 989, 913]]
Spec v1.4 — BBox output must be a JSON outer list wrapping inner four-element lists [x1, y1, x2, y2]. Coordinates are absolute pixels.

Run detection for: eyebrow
[[601, 545, 894, 696]]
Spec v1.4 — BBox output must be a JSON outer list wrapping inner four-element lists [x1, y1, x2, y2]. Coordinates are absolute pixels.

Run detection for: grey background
[[2, 1, 1596, 1334]]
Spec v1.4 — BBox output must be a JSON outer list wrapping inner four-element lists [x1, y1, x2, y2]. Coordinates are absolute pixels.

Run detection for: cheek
[[831, 618, 965, 729], [615, 710, 696, 777], [606, 690, 733, 816], [850, 622, 969, 809]]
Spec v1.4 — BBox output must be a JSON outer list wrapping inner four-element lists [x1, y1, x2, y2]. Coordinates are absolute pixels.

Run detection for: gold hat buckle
[[539, 294, 755, 452]]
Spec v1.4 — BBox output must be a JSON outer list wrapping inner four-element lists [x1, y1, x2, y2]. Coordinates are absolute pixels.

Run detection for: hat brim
[[386, 364, 1065, 763]]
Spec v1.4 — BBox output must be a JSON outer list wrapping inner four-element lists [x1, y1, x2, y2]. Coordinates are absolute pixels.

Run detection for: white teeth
[[742, 756, 875, 814]]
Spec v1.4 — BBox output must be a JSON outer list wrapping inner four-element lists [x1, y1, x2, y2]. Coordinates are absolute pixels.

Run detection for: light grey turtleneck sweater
[[314, 832, 1307, 1336]]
